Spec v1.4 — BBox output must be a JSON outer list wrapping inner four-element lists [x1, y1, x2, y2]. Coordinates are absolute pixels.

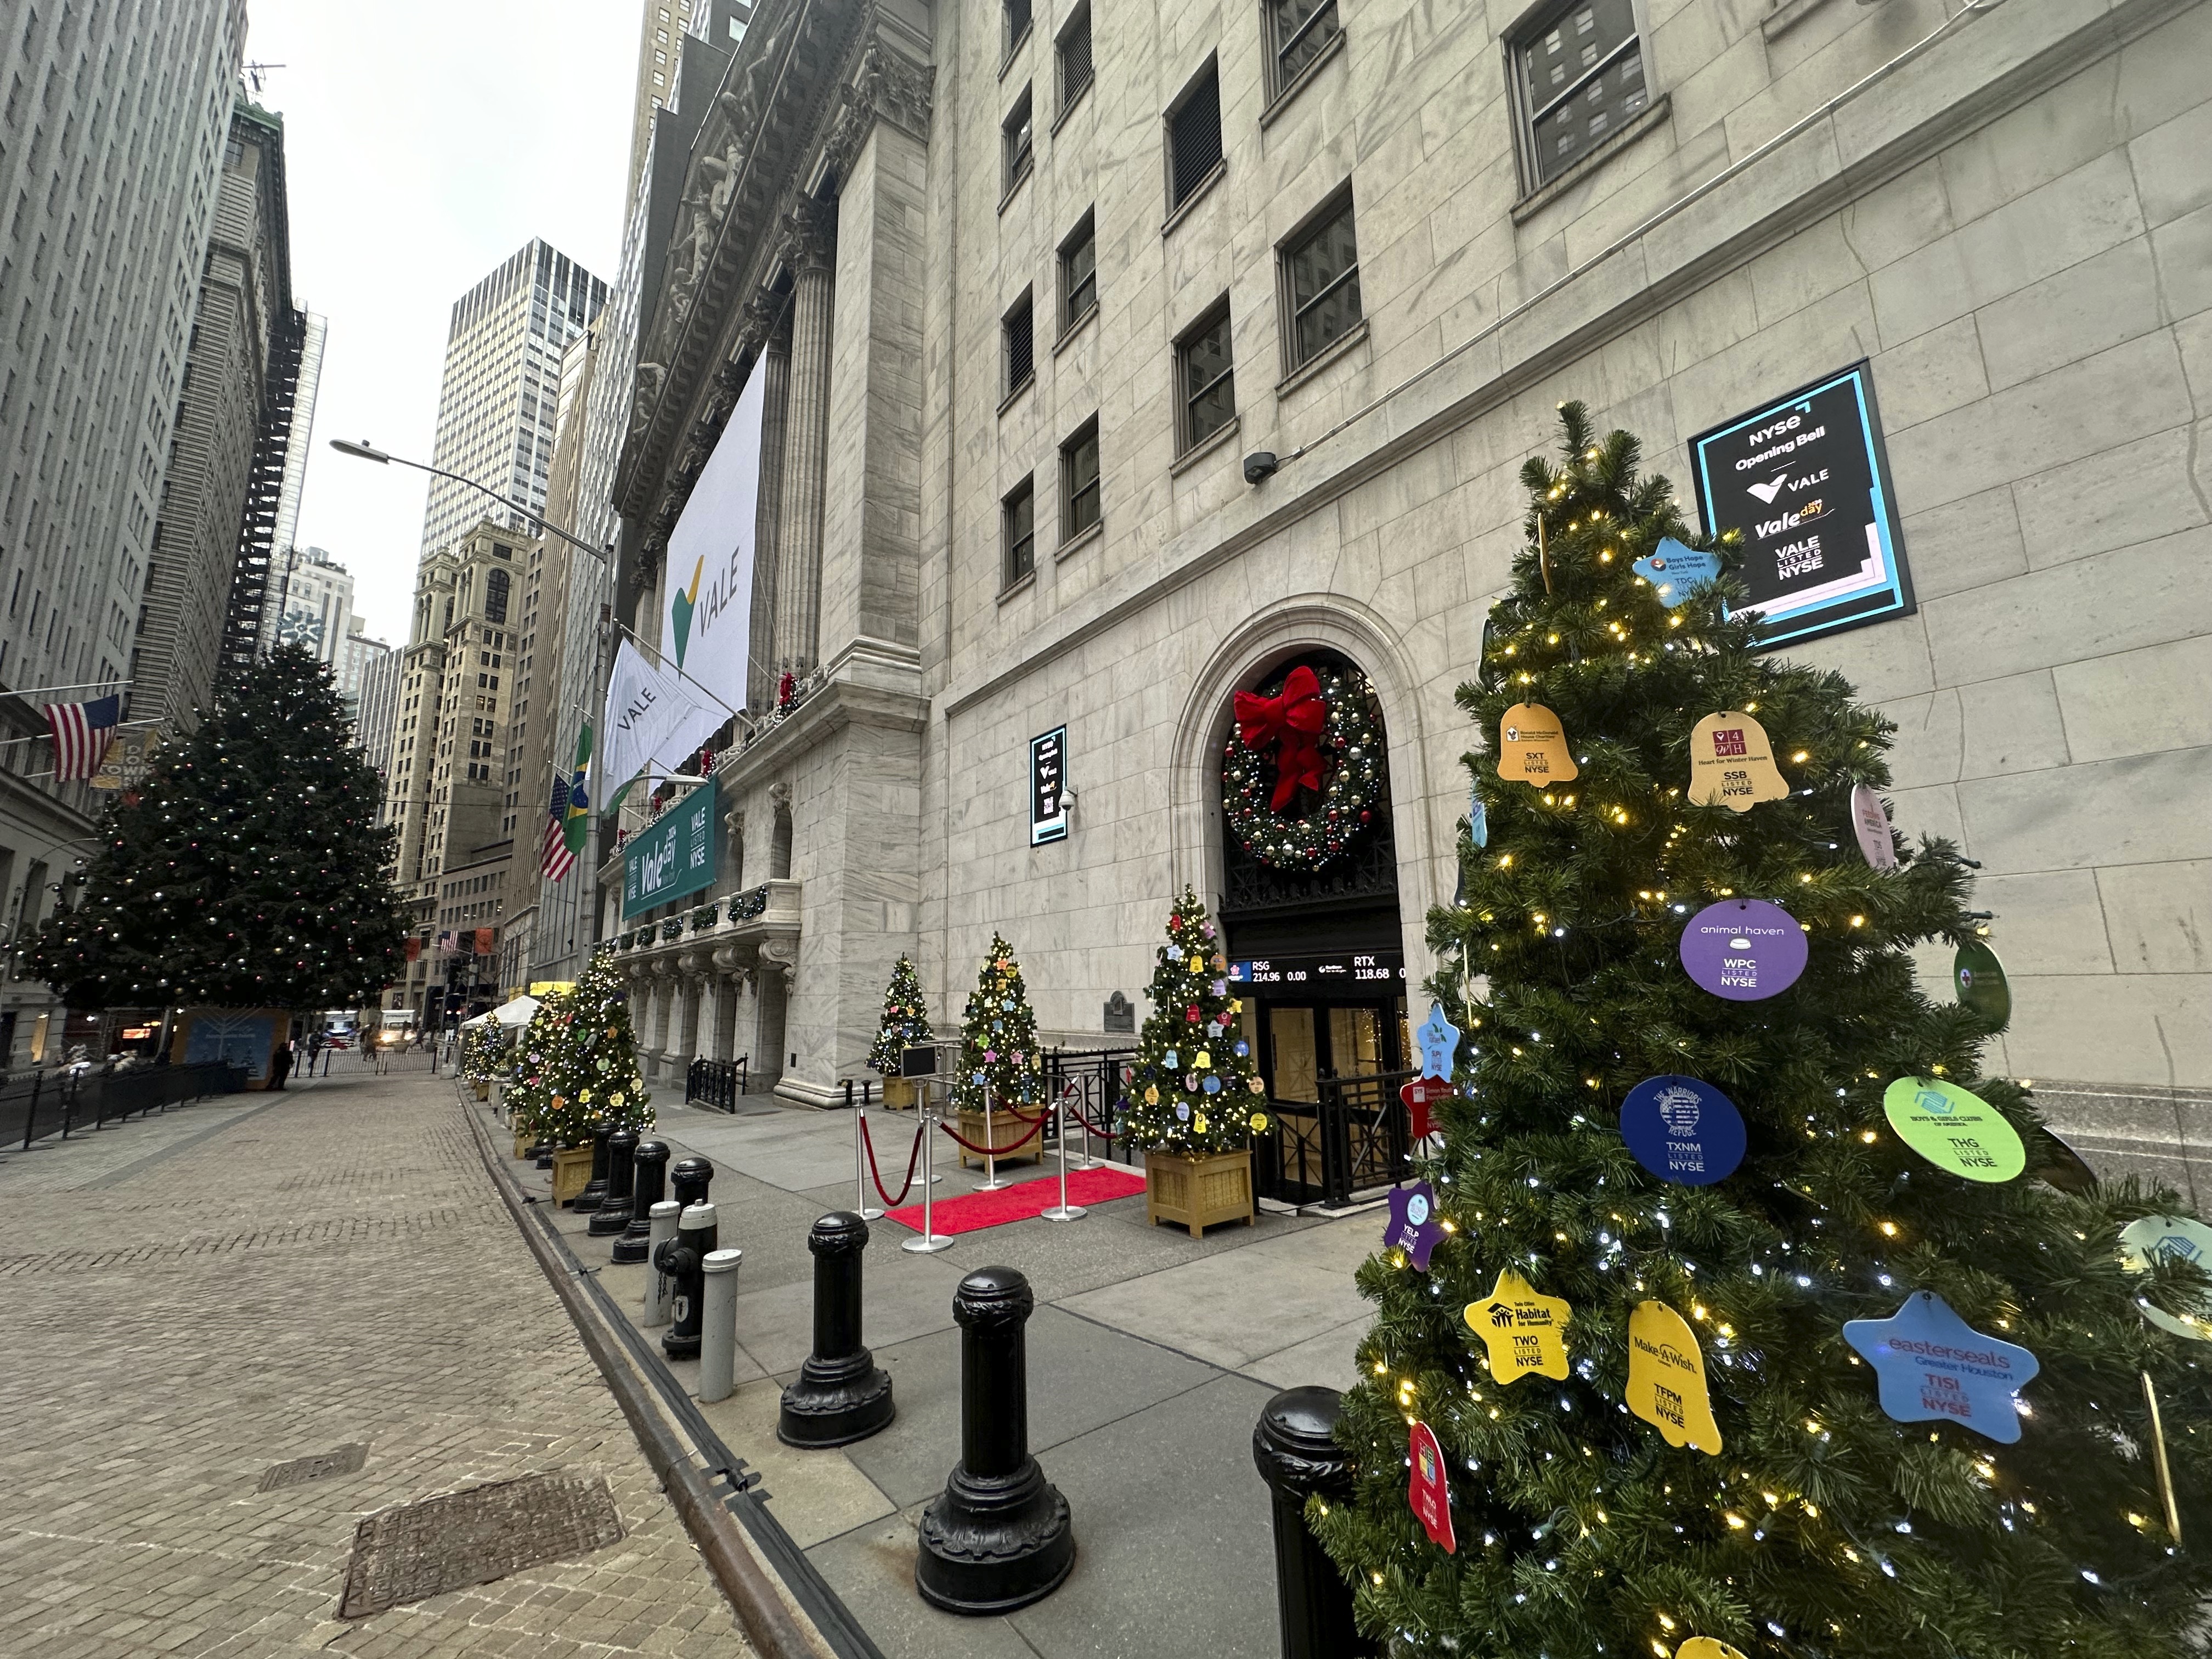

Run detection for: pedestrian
[[268, 1038, 294, 1092], [374, 1036, 391, 1075]]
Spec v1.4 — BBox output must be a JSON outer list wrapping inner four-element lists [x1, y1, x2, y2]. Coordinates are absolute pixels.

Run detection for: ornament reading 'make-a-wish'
[[1679, 898, 1808, 1000], [1882, 1076, 2026, 1183], [1844, 1291, 2040, 1443], [1631, 537, 1722, 607], [1385, 1180, 1447, 1270], [1850, 783, 1898, 870], [1496, 703, 1578, 786], [1686, 711, 1790, 811], [1407, 1420, 1456, 1553], [2118, 1214, 2212, 1341], [1954, 937, 2012, 1028], [1464, 1268, 1571, 1383], [1620, 1075, 1746, 1186], [1627, 1300, 1723, 1454]]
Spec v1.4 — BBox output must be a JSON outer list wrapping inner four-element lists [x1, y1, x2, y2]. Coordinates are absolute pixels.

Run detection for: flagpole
[[612, 620, 748, 725], [3, 679, 131, 702]]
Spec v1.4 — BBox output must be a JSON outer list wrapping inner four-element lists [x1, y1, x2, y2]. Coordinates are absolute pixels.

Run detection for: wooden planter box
[[1144, 1147, 1256, 1239], [881, 1076, 916, 1110], [956, 1105, 1045, 1171], [550, 1146, 595, 1205], [473, 1081, 491, 1101], [512, 1130, 534, 1159]]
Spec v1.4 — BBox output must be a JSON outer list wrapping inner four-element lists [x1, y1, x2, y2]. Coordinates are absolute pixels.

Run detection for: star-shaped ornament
[[1414, 1002, 1459, 1080], [1385, 1180, 1446, 1269], [1463, 1268, 1570, 1383], [1843, 1291, 2040, 1444]]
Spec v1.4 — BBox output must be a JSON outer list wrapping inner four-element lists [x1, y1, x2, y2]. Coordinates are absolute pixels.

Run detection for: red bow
[[1234, 665, 1327, 810]]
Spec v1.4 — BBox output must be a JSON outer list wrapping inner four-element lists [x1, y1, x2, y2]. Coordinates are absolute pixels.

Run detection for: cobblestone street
[[0, 1065, 752, 1659]]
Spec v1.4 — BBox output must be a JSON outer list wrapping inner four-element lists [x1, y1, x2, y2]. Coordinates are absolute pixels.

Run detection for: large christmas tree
[[868, 953, 935, 1077], [522, 953, 653, 1146], [1121, 887, 1268, 1155], [1313, 405, 2212, 1656], [30, 646, 407, 1010], [948, 933, 1042, 1114]]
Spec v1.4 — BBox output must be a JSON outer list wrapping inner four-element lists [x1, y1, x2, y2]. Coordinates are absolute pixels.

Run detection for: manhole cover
[[337, 1472, 624, 1618], [258, 1443, 369, 1492]]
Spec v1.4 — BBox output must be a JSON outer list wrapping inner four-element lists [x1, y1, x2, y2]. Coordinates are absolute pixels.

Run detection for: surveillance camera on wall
[[1243, 451, 1278, 484]]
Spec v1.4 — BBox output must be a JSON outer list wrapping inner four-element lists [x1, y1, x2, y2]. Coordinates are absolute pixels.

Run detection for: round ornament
[[2118, 1215, 2212, 1341], [1881, 1076, 2025, 1182], [1677, 1641, 1748, 1659], [1619, 1075, 1745, 1186], [1678, 899, 1808, 1000], [1175, 1101, 1191, 1123], [1850, 783, 1898, 870], [1221, 663, 1386, 872], [1954, 938, 2011, 1029]]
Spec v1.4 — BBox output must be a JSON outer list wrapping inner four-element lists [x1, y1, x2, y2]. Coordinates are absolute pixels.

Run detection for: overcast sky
[[245, 0, 638, 647]]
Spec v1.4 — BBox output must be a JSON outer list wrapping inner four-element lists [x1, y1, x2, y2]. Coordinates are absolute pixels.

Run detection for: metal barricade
[[1254, 1067, 1418, 1209], [684, 1056, 749, 1112]]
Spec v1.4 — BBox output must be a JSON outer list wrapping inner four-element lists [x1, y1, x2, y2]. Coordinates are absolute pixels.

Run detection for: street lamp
[[328, 438, 610, 562]]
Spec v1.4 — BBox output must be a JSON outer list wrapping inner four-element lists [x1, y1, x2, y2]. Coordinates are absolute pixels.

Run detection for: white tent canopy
[[488, 995, 540, 1029]]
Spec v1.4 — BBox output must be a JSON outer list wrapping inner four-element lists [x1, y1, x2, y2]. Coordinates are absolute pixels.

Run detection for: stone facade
[[612, 0, 2212, 1109]]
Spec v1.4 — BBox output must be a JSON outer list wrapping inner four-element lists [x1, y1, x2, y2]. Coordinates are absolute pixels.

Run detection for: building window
[[1003, 86, 1034, 196], [484, 568, 511, 623], [1281, 190, 1362, 369], [1266, 0, 1341, 97], [1004, 0, 1032, 57], [1176, 301, 1235, 452], [1003, 476, 1036, 588], [1058, 211, 1096, 333], [1057, 3, 1093, 114], [1060, 419, 1100, 541], [1003, 289, 1035, 400], [1167, 59, 1223, 212], [1514, 0, 1648, 187]]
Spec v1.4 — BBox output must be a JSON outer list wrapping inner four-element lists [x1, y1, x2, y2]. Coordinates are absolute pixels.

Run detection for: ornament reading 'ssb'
[[2118, 1215, 2212, 1341], [1496, 703, 1577, 786], [1385, 1180, 1447, 1271], [1843, 1291, 2040, 1444], [1407, 1420, 1456, 1553], [1630, 536, 1722, 607], [1882, 1076, 2026, 1183], [1619, 1075, 1746, 1186], [1463, 1268, 1571, 1384], [1954, 937, 2012, 1028], [1686, 710, 1789, 811], [1678, 898, 1808, 1000], [1850, 782, 1898, 870], [1627, 1300, 1722, 1454]]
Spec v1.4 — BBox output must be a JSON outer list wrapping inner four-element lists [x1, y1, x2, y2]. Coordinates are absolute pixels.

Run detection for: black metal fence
[[685, 1056, 749, 1111], [1043, 1047, 1137, 1159], [1254, 1067, 1418, 1209], [0, 1060, 245, 1154]]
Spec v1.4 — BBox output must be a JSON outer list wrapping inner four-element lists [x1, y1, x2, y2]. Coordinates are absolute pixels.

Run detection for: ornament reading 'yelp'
[[1678, 898, 1808, 1001], [1464, 1269, 1571, 1383], [1407, 1420, 1455, 1552], [1882, 1076, 2025, 1183], [1620, 1075, 1745, 1186], [1385, 1180, 1446, 1270], [1496, 703, 1577, 786], [1844, 1291, 2040, 1443], [1232, 663, 1326, 810], [1627, 1301, 1722, 1454], [1630, 536, 1722, 608], [1686, 711, 1789, 811], [2119, 1214, 2212, 1341]]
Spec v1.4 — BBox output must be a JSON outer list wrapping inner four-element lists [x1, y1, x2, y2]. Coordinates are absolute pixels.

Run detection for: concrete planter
[[550, 1145, 595, 1205], [1144, 1147, 1256, 1239]]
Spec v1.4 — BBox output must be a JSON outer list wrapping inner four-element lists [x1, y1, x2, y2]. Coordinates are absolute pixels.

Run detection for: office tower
[[272, 546, 357, 673], [354, 642, 402, 812], [258, 312, 328, 652], [624, 1, 753, 207], [339, 623, 392, 715]]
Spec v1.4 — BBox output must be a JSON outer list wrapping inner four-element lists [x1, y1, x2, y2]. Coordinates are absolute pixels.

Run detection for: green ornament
[[1953, 938, 2011, 1029], [1882, 1076, 2026, 1184]]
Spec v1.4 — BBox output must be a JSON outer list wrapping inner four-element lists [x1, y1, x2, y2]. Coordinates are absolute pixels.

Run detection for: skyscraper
[[417, 241, 607, 563], [259, 311, 328, 654]]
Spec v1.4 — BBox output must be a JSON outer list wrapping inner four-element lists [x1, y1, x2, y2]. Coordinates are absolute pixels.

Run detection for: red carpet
[[887, 1164, 1149, 1236]]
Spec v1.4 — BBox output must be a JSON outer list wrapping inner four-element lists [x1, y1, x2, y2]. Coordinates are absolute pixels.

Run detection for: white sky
[[244, 1, 639, 648]]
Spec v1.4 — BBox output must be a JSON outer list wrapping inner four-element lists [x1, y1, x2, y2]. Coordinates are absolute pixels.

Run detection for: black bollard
[[916, 1266, 1074, 1614], [573, 1118, 613, 1212], [614, 1140, 669, 1264], [588, 1129, 639, 1237], [777, 1212, 895, 1447], [670, 1154, 714, 1209], [654, 1201, 718, 1359], [1252, 1387, 1375, 1659]]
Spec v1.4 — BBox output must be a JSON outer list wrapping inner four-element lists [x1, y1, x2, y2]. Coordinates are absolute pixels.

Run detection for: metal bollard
[[588, 1128, 639, 1237], [573, 1118, 613, 1212], [670, 1154, 714, 1209], [654, 1201, 718, 1359], [915, 1266, 1074, 1614], [698, 1248, 744, 1403], [641, 1200, 682, 1327], [614, 1141, 669, 1264], [1252, 1387, 1375, 1659], [777, 1213, 895, 1447]]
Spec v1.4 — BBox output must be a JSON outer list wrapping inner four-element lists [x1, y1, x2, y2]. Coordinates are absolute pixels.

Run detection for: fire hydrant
[[653, 1201, 718, 1359]]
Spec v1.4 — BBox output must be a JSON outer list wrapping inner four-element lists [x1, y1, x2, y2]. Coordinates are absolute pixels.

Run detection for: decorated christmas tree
[[868, 954, 935, 1076], [503, 989, 572, 1146], [1313, 405, 2212, 1657], [948, 934, 1042, 1115], [517, 956, 653, 1147], [1120, 888, 1268, 1155], [460, 1022, 504, 1086]]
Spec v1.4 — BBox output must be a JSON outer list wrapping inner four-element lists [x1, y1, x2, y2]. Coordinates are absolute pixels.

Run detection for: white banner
[[600, 638, 720, 794], [662, 362, 765, 716]]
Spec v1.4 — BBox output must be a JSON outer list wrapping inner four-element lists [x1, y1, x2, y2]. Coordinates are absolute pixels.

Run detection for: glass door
[[1267, 1006, 1319, 1101]]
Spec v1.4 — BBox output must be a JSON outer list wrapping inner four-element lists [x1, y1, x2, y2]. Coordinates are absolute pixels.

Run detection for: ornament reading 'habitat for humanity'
[[2118, 1215, 2212, 1341], [1843, 1291, 2040, 1443], [1882, 1076, 2026, 1183], [1496, 703, 1577, 786], [1954, 937, 2012, 1028], [1407, 1420, 1456, 1552], [1686, 711, 1790, 811], [1619, 1075, 1746, 1186], [1385, 1180, 1446, 1269], [1627, 1300, 1722, 1454], [1630, 537, 1722, 607], [1464, 1268, 1571, 1383], [1850, 782, 1898, 870], [1678, 898, 1808, 1000]]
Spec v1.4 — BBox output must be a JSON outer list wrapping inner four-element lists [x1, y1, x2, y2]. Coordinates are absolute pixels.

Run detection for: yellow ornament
[[1195, 1049, 1211, 1068], [1463, 1268, 1571, 1383], [1145, 1084, 1160, 1104], [580, 1088, 595, 1103], [1686, 711, 1788, 811], [1188, 955, 1203, 971], [1496, 702, 1578, 786], [1193, 1113, 1208, 1133], [1678, 1643, 1748, 1659], [1249, 1111, 1269, 1132], [1627, 1300, 1723, 1454]]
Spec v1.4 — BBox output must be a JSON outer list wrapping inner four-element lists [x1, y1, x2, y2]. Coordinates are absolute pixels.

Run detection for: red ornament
[[1232, 665, 1327, 810], [1400, 1076, 1452, 1139], [1408, 1420, 1455, 1552], [1186, 1006, 1201, 1023]]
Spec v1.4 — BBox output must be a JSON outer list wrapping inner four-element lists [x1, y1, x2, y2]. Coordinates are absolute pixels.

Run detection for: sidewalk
[[503, 1090, 1379, 1659]]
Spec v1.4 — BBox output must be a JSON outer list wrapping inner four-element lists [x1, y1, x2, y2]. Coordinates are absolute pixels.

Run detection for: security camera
[[1058, 788, 1078, 810], [1243, 451, 1278, 484]]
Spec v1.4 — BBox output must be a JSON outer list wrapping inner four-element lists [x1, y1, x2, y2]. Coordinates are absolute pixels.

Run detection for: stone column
[[749, 320, 791, 713], [694, 964, 725, 1068], [774, 199, 836, 675]]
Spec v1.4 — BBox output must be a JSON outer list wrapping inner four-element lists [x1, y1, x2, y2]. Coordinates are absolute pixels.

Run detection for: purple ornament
[[1678, 898, 1808, 1001], [1385, 1180, 1446, 1270]]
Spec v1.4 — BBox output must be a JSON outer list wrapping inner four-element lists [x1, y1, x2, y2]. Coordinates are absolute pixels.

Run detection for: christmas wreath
[[1222, 662, 1384, 871]]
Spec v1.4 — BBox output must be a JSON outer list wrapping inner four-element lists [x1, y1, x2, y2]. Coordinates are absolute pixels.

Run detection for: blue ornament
[[1632, 537, 1722, 607], [1414, 1003, 1460, 1081], [1469, 789, 1488, 850], [1212, 979, 1227, 995], [1843, 1291, 2040, 1444], [1385, 1180, 1446, 1271], [1619, 1075, 1746, 1187], [1202, 1075, 1221, 1094], [972, 1070, 987, 1084], [1002, 998, 1015, 1010], [1165, 1048, 1178, 1068], [1233, 1040, 1249, 1058]]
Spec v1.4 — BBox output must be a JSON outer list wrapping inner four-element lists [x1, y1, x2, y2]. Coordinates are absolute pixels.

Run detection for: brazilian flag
[[562, 724, 592, 858]]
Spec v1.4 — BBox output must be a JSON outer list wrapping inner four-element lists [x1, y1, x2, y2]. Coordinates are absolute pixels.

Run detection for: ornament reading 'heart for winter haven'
[[2118, 1214, 2212, 1341], [1463, 1268, 1571, 1384], [1495, 703, 1578, 786], [1678, 899, 1808, 1000], [1882, 1076, 2026, 1183], [1627, 1300, 1722, 1454], [1686, 711, 1790, 811], [1407, 1420, 1456, 1552], [1954, 938, 2012, 1028], [1385, 1180, 1446, 1270], [1843, 1291, 2040, 1443], [1850, 782, 1898, 870], [1414, 1002, 1460, 1080], [1630, 537, 1722, 607], [1619, 1075, 1746, 1186]]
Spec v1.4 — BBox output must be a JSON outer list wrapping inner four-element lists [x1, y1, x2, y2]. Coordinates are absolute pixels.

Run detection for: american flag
[[540, 773, 577, 881], [44, 694, 121, 781]]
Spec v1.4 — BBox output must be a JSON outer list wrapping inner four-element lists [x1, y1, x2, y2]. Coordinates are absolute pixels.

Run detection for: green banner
[[622, 786, 717, 919]]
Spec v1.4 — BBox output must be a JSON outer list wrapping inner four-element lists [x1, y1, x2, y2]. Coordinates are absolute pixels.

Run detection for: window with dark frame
[[1177, 302, 1235, 453], [1059, 211, 1096, 334], [1515, 0, 1648, 187], [1003, 289, 1035, 398], [1167, 61, 1223, 212], [1004, 0, 1032, 57], [1282, 191, 1362, 369], [1003, 476, 1036, 586], [1003, 86, 1034, 194], [1061, 419, 1101, 541], [1266, 0, 1340, 96], [1057, 3, 1093, 113]]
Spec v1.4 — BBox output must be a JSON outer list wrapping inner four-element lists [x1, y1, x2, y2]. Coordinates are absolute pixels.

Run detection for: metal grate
[[338, 1473, 623, 1619], [259, 1443, 368, 1492]]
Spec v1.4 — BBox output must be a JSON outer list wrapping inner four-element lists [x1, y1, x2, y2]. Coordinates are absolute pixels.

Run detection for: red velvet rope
[[1058, 1084, 1118, 1139], [935, 1113, 1047, 1157], [859, 1113, 926, 1206]]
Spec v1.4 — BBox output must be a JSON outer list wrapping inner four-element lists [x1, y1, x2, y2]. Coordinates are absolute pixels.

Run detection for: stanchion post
[[901, 1091, 953, 1254], [1252, 1387, 1375, 1659], [614, 1141, 668, 1264], [698, 1248, 743, 1403], [1065, 1080, 1101, 1172], [641, 1200, 682, 1327], [1040, 1096, 1084, 1223], [778, 1212, 896, 1446], [854, 1102, 884, 1221], [589, 1128, 639, 1237], [977, 1086, 1007, 1192]]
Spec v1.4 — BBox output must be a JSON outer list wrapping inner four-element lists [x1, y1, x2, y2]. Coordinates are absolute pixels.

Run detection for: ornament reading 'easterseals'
[[1882, 1076, 2026, 1183], [1686, 711, 1789, 811], [1678, 898, 1808, 1001], [1619, 1075, 1746, 1187], [1407, 1420, 1456, 1552], [1954, 938, 2012, 1029], [1850, 782, 1898, 870], [1496, 703, 1577, 786], [1463, 1268, 1571, 1383], [1627, 1300, 1722, 1454], [1843, 1291, 2040, 1444], [2119, 1215, 2212, 1341]]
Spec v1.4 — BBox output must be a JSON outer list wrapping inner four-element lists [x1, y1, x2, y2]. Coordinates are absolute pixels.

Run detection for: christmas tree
[[1120, 887, 1268, 1155], [460, 1022, 504, 1086], [524, 953, 653, 1147], [1313, 405, 2212, 1657], [868, 953, 935, 1076], [31, 646, 407, 1009], [948, 933, 1042, 1115], [504, 989, 571, 1146]]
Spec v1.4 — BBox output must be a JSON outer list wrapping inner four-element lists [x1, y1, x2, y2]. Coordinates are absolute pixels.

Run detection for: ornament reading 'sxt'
[[1407, 1420, 1456, 1552], [1496, 703, 1577, 786], [1385, 1180, 1447, 1270], [1464, 1268, 1571, 1383], [1882, 1076, 2025, 1183], [1844, 1291, 2040, 1443], [1686, 710, 1789, 811], [1626, 1300, 1722, 1454]]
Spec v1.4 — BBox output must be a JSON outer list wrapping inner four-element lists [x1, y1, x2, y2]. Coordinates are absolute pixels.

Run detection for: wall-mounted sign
[[1688, 361, 1914, 649], [1029, 726, 1068, 846], [622, 785, 718, 919], [1228, 951, 1406, 990]]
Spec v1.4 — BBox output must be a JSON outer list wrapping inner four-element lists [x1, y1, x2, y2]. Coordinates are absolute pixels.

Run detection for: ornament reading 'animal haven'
[[1495, 703, 1577, 786], [1678, 898, 1808, 1000], [1686, 710, 1788, 811]]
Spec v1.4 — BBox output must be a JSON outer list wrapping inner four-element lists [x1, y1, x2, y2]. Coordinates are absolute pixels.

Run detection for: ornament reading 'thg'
[[2118, 1214, 2212, 1341], [1881, 1076, 2026, 1183], [1496, 703, 1578, 786], [1686, 710, 1790, 811], [1954, 936, 2012, 1028], [1407, 1420, 1456, 1552], [1843, 1291, 2040, 1444], [1850, 782, 1898, 870], [1463, 1268, 1571, 1383], [1627, 1300, 1723, 1454]]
